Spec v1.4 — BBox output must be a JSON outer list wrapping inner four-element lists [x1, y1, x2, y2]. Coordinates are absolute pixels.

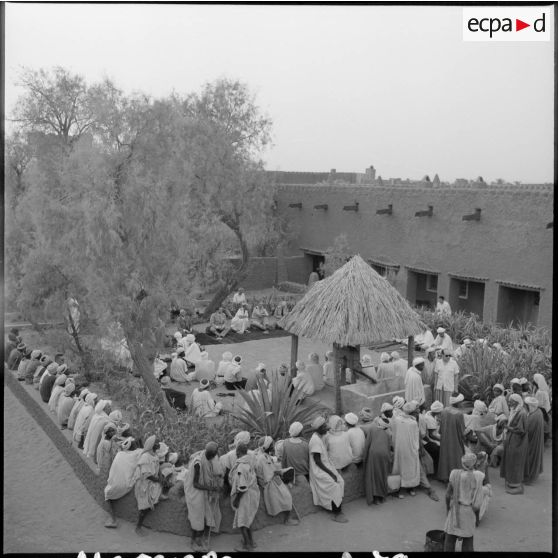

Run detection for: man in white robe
[[436, 296, 452, 316], [434, 349, 460, 407], [405, 357, 426, 405], [191, 379, 223, 418], [170, 349, 190, 383], [391, 351, 408, 378], [433, 327, 453, 353], [308, 416, 347, 523]]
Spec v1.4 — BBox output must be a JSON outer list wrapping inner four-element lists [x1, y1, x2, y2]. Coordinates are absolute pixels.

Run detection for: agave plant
[[232, 370, 325, 439]]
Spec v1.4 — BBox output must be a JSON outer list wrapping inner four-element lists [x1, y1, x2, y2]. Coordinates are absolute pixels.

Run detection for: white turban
[[380, 352, 390, 363], [437, 327, 445, 333], [519, 377, 528, 385], [473, 400, 487, 414], [31, 350, 42, 359], [392, 396, 405, 409], [185, 334, 196, 343], [311, 416, 326, 429], [233, 431, 251, 447], [121, 437, 134, 450], [174, 332, 182, 340], [449, 393, 464, 405], [289, 422, 303, 437], [390, 351, 400, 360], [380, 402, 393, 414], [168, 452, 179, 464], [361, 354, 373, 366], [403, 401, 418, 414], [259, 436, 273, 450], [524, 396, 539, 410], [222, 351, 233, 361], [510, 378, 521, 385], [412, 357, 425, 366], [493, 383, 505, 392], [295, 360, 306, 371], [344, 412, 358, 426], [462, 339, 472, 346], [430, 400, 444, 413], [109, 410, 122, 422]]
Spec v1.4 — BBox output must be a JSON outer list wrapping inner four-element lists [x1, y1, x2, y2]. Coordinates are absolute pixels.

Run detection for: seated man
[[170, 349, 190, 383], [161, 376, 187, 410], [251, 302, 271, 333], [207, 307, 231, 340], [191, 379, 223, 418], [475, 415, 506, 467], [224, 355, 247, 390], [177, 309, 193, 335], [230, 304, 251, 335]]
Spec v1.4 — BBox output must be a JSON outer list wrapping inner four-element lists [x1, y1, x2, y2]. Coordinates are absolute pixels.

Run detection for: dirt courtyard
[[4, 381, 552, 554]]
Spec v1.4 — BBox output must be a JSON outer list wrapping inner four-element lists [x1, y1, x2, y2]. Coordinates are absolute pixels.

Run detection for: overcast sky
[[5, 3, 554, 183]]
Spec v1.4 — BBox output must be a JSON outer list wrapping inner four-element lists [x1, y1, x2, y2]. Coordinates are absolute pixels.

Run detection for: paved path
[[4, 383, 552, 554]]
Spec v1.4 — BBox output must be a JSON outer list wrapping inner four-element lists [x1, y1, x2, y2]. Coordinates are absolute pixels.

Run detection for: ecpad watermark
[[463, 7, 552, 41]]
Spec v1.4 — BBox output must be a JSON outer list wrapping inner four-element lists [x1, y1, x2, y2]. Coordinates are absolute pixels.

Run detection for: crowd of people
[[5, 314, 551, 552]]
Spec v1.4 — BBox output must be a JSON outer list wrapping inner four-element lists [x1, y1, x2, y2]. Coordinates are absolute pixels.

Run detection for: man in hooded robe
[[57, 382, 77, 428], [433, 327, 453, 352], [308, 416, 347, 523], [183, 334, 202, 367], [7, 342, 26, 371], [405, 357, 426, 405], [323, 351, 336, 387], [500, 393, 528, 494], [532, 373, 551, 443], [170, 348, 190, 383], [292, 361, 315, 397], [195, 351, 216, 382], [344, 413, 365, 463], [39, 362, 59, 403], [254, 436, 298, 524], [281, 422, 310, 482], [83, 400, 113, 460], [306, 353, 325, 391], [325, 415, 353, 470], [437, 394, 466, 482], [67, 388, 90, 430], [488, 384, 509, 418], [48, 372, 69, 412], [363, 402, 393, 505], [73, 393, 98, 449], [191, 379, 223, 418], [229, 442, 260, 551], [184, 441, 225, 551], [24, 350, 42, 384], [443, 453, 484, 552], [377, 353, 395, 380], [523, 397, 544, 485]]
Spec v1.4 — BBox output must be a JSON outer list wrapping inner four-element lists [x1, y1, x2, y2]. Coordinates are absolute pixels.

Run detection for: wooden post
[[407, 335, 414, 368], [290, 334, 299, 379]]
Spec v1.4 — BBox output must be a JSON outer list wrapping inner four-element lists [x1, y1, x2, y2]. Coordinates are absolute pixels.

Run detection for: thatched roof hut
[[280, 254, 424, 346], [280, 254, 425, 413]]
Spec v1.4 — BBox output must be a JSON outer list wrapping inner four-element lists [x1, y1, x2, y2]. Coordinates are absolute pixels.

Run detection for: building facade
[[273, 175, 553, 330]]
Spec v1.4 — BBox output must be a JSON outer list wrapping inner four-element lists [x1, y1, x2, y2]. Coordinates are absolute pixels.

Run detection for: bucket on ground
[[424, 529, 445, 552]]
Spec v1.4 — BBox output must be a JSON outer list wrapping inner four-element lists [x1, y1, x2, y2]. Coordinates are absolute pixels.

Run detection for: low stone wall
[[5, 370, 367, 538]]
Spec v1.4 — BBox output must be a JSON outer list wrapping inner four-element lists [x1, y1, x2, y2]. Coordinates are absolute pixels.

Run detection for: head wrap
[[359, 407, 374, 422], [325, 350, 334, 360], [477, 338, 486, 345], [449, 393, 464, 405], [47, 362, 58, 374], [255, 362, 266, 372], [309, 353, 319, 363], [510, 378, 520, 385], [176, 347, 185, 356], [234, 355, 242, 364], [117, 423, 130, 436], [473, 400, 487, 414], [174, 332, 182, 340], [79, 388, 90, 400], [519, 377, 528, 385], [295, 360, 306, 371], [524, 396, 539, 410], [403, 401, 418, 414], [533, 373, 549, 393], [222, 351, 233, 361], [328, 414, 343, 431], [160, 463, 174, 477], [462, 339, 472, 346], [168, 452, 179, 464], [425, 347, 436, 355], [430, 401, 444, 413], [311, 415, 326, 430], [17, 343, 26, 350], [109, 410, 122, 422], [412, 357, 425, 367], [233, 431, 251, 447], [54, 374, 67, 386], [185, 334, 195, 343], [493, 342, 502, 350], [95, 400, 111, 414], [392, 395, 405, 409], [31, 350, 42, 359], [161, 376, 171, 386], [344, 412, 358, 426], [171, 352, 178, 359], [200, 351, 209, 359], [493, 383, 504, 392], [442, 348, 453, 357], [143, 435, 157, 453], [259, 436, 273, 450], [461, 452, 477, 470], [103, 422, 116, 434], [121, 437, 134, 450], [361, 354, 373, 366], [64, 383, 75, 396], [390, 351, 400, 360], [437, 327, 445, 334], [496, 414, 508, 424], [508, 393, 524, 408], [380, 402, 393, 414], [199, 378, 210, 390], [380, 352, 390, 363], [65, 377, 74, 385], [85, 393, 97, 405], [289, 421, 303, 437], [57, 364, 68, 375]]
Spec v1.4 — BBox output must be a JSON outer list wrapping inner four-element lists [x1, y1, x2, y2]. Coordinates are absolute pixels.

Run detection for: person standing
[[323, 351, 336, 387], [344, 413, 365, 464], [363, 404, 392, 505], [434, 349, 460, 408], [532, 373, 551, 444], [377, 352, 395, 380], [405, 357, 426, 406], [133, 435, 164, 536], [306, 353, 325, 392], [184, 441, 225, 551], [308, 416, 347, 523], [443, 453, 484, 552], [437, 394, 466, 482], [433, 327, 453, 353], [436, 296, 452, 317], [229, 442, 260, 551], [523, 397, 544, 485], [500, 394, 528, 494], [391, 352, 408, 379]]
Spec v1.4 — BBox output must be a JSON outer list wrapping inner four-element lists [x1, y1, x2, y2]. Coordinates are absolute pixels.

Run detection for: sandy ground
[[4, 382, 552, 554]]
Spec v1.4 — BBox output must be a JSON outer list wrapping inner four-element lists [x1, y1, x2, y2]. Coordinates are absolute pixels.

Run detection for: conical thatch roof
[[280, 254, 424, 346]]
